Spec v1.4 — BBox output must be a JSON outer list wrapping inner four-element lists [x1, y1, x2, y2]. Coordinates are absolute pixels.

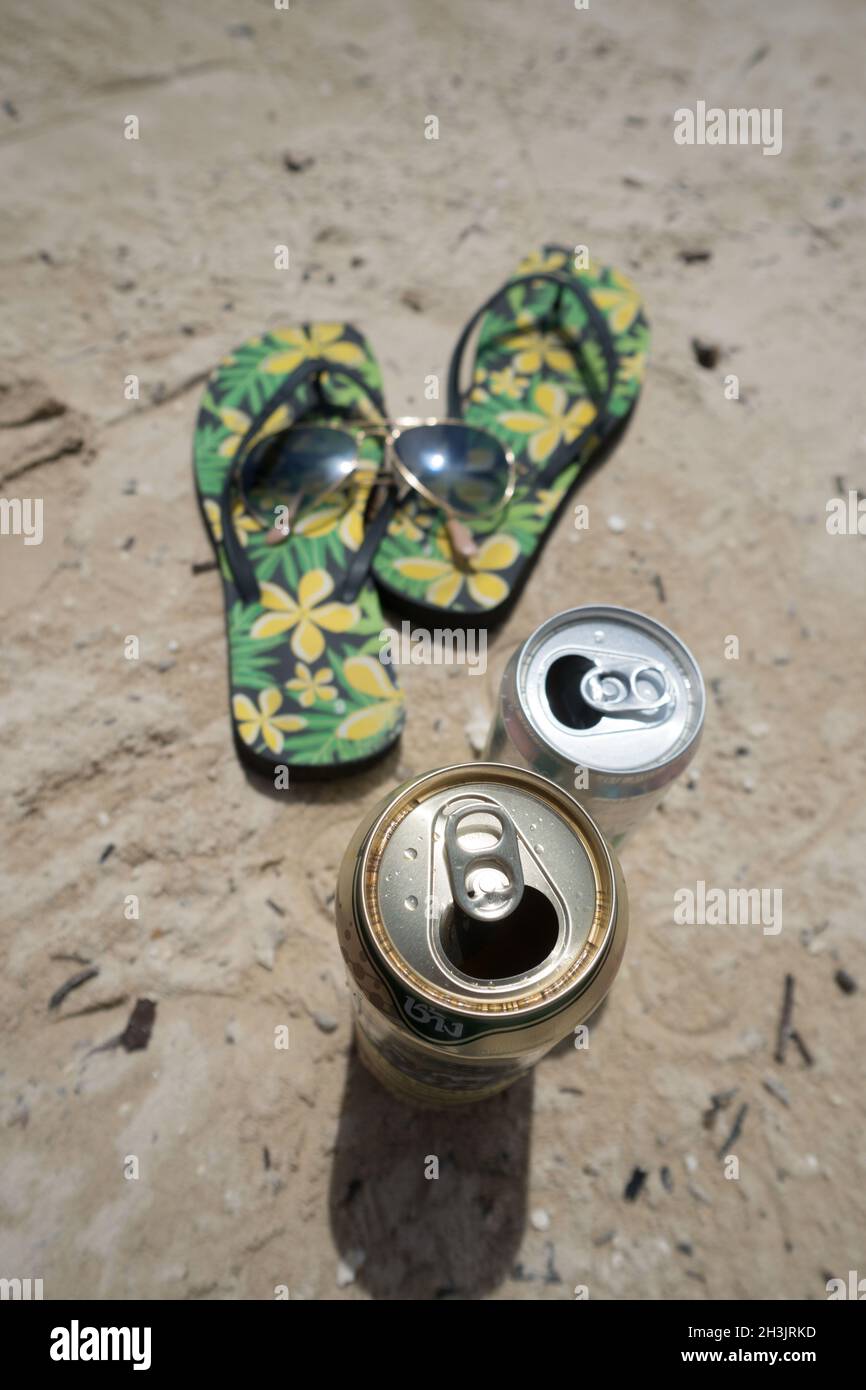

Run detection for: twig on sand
[[716, 1102, 748, 1159], [789, 1030, 814, 1068], [48, 966, 99, 1010], [774, 973, 796, 1064]]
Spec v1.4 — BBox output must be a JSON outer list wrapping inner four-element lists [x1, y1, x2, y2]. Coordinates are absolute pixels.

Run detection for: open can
[[335, 761, 627, 1106], [484, 605, 705, 847]]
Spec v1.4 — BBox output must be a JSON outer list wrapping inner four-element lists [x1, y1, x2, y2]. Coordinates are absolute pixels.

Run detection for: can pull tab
[[443, 801, 525, 923], [579, 658, 674, 719]]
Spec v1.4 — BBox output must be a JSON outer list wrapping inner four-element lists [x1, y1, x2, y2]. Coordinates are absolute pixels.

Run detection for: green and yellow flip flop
[[193, 325, 405, 776], [372, 245, 650, 622]]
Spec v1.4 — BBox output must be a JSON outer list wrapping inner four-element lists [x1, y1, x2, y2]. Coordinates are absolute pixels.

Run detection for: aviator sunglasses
[[235, 416, 517, 561]]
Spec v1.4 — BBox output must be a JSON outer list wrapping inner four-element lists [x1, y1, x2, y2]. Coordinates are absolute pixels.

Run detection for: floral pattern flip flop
[[372, 246, 650, 621], [194, 325, 405, 776]]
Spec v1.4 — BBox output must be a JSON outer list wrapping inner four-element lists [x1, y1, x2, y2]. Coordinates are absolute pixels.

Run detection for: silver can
[[335, 762, 627, 1106], [484, 606, 705, 846]]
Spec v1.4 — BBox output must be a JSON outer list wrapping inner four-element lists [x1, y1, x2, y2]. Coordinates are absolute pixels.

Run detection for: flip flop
[[371, 245, 649, 623], [193, 325, 405, 776]]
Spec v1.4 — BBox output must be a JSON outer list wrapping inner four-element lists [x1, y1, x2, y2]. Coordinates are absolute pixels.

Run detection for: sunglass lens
[[393, 424, 509, 516], [265, 427, 357, 499]]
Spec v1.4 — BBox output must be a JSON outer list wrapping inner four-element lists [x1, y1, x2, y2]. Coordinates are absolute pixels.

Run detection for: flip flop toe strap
[[447, 269, 619, 487], [340, 486, 402, 603]]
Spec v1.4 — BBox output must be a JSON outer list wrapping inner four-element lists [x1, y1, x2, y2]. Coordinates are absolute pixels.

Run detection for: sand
[[1, 0, 864, 1300]]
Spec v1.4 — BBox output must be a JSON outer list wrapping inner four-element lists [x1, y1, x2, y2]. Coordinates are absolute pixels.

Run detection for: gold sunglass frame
[[237, 416, 517, 559]]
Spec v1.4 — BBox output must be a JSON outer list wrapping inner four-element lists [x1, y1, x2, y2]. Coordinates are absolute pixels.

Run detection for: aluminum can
[[484, 606, 705, 847], [335, 761, 627, 1106]]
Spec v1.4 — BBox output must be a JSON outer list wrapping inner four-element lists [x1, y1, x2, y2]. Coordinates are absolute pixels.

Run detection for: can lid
[[355, 763, 621, 1034], [517, 605, 705, 775]]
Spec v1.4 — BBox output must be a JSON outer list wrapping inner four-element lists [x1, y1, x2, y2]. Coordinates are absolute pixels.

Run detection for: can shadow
[[328, 1036, 532, 1300]]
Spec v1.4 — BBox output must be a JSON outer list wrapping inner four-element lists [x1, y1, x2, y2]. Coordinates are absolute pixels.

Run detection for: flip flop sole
[[193, 325, 405, 776], [371, 247, 649, 621]]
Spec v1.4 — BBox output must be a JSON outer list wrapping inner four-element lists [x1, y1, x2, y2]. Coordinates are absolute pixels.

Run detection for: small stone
[[691, 338, 720, 370], [167, 639, 180, 653], [530, 1208, 551, 1231], [607, 514, 626, 533], [225, 1019, 238, 1045], [762, 1075, 790, 1107], [684, 1153, 698, 1173], [465, 712, 490, 754], [624, 1167, 648, 1201], [742, 776, 755, 793], [336, 1248, 366, 1288], [592, 1229, 615, 1246], [97, 811, 110, 828], [800, 922, 828, 950], [400, 289, 424, 313], [283, 151, 315, 174], [254, 923, 286, 971], [313, 1012, 338, 1034], [834, 968, 858, 995]]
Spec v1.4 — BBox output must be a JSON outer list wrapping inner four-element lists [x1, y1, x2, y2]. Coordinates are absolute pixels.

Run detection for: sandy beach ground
[[1, 0, 864, 1300]]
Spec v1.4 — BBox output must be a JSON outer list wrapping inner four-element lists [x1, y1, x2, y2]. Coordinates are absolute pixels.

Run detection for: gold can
[[335, 762, 627, 1106]]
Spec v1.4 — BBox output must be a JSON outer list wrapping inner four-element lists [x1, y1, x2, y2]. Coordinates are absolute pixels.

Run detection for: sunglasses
[[236, 416, 517, 560]]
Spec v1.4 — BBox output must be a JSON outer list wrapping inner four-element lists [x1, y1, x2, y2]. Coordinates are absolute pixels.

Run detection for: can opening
[[440, 887, 559, 981], [545, 654, 602, 729]]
